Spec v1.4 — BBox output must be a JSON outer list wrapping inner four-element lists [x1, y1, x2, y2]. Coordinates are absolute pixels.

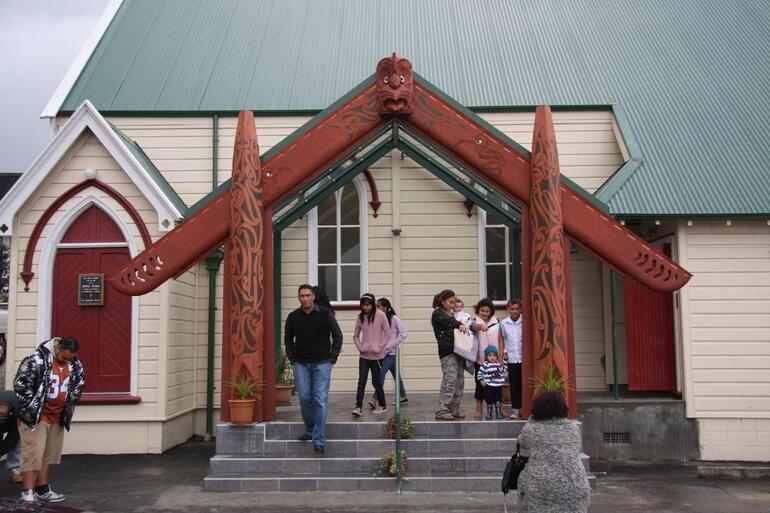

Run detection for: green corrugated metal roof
[[109, 122, 188, 216], [60, 0, 770, 216]]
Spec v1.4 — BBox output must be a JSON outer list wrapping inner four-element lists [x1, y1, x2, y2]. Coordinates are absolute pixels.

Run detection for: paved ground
[[0, 441, 767, 513]]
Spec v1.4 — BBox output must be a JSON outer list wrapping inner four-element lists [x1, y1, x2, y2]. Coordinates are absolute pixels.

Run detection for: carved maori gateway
[[109, 54, 690, 421]]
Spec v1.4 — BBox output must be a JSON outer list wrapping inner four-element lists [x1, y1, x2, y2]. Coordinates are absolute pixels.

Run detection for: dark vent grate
[[603, 432, 631, 444]]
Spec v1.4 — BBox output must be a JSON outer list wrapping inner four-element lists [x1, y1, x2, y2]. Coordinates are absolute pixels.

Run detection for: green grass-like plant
[[226, 371, 261, 400], [530, 363, 571, 394]]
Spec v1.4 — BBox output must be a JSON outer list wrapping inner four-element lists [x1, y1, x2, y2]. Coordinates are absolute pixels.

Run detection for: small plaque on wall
[[79, 274, 104, 306]]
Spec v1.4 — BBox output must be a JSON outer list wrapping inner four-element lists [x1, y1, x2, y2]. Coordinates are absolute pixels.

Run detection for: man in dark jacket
[[284, 284, 342, 454], [0, 390, 22, 484], [14, 337, 85, 504]]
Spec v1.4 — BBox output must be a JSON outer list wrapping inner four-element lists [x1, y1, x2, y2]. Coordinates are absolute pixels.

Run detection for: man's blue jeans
[[292, 360, 332, 447]]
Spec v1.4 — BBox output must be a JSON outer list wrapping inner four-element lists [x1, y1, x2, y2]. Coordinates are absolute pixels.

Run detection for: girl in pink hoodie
[[352, 293, 391, 416]]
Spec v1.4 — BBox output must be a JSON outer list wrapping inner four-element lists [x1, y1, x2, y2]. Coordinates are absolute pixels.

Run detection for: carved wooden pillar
[[224, 110, 265, 422], [529, 105, 573, 411]]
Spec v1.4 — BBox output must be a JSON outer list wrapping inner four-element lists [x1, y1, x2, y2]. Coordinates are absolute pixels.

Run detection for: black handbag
[[502, 442, 528, 494]]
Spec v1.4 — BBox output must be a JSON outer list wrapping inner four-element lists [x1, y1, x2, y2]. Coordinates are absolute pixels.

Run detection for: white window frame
[[307, 176, 368, 305], [477, 208, 514, 302]]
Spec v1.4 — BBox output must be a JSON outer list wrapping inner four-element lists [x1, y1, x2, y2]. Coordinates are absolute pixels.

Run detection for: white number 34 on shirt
[[47, 374, 70, 399]]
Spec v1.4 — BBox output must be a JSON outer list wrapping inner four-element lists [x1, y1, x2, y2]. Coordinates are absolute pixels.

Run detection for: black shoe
[[298, 433, 312, 442], [313, 445, 324, 454]]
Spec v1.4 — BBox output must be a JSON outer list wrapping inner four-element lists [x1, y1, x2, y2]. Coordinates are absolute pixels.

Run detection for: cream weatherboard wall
[[6, 131, 169, 453], [678, 219, 770, 461], [24, 110, 623, 451]]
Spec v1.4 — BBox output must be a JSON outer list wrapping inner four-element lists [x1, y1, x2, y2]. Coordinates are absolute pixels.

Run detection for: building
[[0, 0, 768, 461]]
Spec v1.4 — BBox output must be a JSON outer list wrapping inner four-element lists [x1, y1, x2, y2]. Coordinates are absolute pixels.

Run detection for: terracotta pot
[[275, 384, 293, 406], [229, 399, 256, 424]]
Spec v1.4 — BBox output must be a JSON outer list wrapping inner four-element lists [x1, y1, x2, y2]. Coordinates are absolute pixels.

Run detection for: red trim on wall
[[21, 179, 153, 291], [362, 169, 381, 218]]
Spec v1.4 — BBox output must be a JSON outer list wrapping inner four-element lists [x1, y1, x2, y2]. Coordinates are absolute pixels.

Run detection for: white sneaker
[[36, 489, 66, 502], [20, 489, 38, 503]]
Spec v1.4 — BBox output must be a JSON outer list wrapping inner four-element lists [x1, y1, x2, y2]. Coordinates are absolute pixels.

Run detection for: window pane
[[340, 183, 360, 225], [486, 264, 507, 301], [340, 265, 361, 301], [486, 212, 503, 226], [318, 194, 336, 226], [486, 227, 506, 263], [318, 228, 337, 264], [340, 227, 360, 264], [318, 266, 338, 302]]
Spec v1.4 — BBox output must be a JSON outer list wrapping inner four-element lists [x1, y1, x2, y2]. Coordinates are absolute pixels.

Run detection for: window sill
[[79, 394, 142, 405]]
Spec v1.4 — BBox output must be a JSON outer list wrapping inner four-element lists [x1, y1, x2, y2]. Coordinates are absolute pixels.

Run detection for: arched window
[[308, 179, 368, 303], [478, 209, 515, 302]]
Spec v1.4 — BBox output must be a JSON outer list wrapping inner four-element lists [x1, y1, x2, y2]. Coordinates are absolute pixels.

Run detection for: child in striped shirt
[[477, 345, 506, 420]]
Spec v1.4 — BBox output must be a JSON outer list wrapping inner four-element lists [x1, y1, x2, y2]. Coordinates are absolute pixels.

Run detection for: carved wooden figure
[[529, 105, 570, 404], [225, 111, 265, 420]]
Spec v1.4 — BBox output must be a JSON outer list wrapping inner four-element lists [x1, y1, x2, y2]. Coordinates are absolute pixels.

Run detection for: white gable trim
[[40, 0, 124, 119], [0, 100, 181, 235]]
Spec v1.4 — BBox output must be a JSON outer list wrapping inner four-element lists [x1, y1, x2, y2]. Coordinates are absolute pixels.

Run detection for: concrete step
[[265, 420, 525, 440], [204, 474, 598, 493], [203, 474, 501, 492], [260, 437, 517, 457], [210, 454, 591, 476]]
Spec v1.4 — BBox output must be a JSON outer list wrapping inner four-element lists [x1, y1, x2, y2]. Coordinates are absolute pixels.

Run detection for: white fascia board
[[40, 0, 124, 119], [0, 100, 181, 236]]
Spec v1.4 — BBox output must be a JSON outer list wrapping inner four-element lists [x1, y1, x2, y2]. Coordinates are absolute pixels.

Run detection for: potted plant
[[386, 415, 415, 439], [275, 349, 294, 406], [530, 363, 570, 395], [377, 450, 408, 477], [227, 370, 260, 425]]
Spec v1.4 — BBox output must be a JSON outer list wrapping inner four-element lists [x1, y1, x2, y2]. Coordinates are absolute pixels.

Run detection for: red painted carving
[[362, 170, 381, 217], [23, 179, 152, 291], [529, 105, 570, 404], [108, 86, 384, 295], [226, 111, 265, 421], [375, 53, 414, 115], [406, 82, 691, 292]]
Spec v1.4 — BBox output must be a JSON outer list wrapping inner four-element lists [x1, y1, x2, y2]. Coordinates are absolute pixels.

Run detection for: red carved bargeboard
[[224, 111, 264, 420], [529, 105, 570, 404]]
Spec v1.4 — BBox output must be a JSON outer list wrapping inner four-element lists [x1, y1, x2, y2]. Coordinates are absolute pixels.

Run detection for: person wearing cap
[[476, 345, 506, 420]]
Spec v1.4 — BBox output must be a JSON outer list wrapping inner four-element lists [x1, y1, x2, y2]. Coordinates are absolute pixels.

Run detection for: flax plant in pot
[[275, 349, 294, 406], [227, 370, 261, 424]]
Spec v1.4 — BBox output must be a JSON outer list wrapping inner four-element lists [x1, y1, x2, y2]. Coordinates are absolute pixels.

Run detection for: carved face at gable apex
[[375, 53, 414, 115]]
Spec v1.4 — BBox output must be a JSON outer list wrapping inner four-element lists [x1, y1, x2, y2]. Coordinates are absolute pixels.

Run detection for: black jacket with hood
[[14, 338, 85, 430]]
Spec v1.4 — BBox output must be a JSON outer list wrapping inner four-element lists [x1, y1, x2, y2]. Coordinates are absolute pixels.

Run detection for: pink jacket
[[353, 309, 391, 360]]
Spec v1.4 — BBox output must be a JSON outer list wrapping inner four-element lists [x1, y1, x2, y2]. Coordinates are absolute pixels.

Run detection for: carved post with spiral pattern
[[225, 110, 265, 421], [529, 105, 572, 410]]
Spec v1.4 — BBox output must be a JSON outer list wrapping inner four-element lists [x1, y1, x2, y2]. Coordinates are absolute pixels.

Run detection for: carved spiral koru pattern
[[229, 116, 265, 382], [529, 109, 569, 381]]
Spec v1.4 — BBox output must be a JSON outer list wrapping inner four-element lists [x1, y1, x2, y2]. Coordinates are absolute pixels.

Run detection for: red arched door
[[51, 206, 132, 393]]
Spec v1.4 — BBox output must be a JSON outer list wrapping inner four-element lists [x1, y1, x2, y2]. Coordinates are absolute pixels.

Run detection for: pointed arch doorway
[[51, 205, 132, 393]]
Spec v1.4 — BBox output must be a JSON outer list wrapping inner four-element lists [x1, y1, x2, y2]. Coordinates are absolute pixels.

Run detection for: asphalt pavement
[[0, 440, 767, 513]]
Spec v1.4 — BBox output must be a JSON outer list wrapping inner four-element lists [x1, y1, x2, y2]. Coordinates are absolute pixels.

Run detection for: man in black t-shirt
[[284, 284, 342, 454]]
